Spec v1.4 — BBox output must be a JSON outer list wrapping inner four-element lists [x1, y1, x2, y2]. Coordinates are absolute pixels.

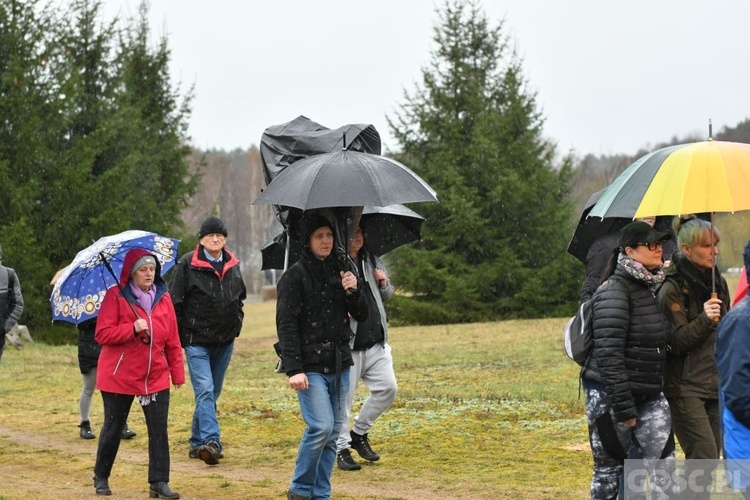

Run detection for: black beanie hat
[[299, 214, 333, 246], [199, 216, 228, 238]]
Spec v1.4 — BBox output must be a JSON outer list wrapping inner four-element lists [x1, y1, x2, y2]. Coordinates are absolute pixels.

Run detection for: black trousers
[[94, 389, 171, 484]]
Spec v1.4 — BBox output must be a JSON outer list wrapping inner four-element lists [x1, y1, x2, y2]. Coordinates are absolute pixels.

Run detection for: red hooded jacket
[[95, 248, 185, 396]]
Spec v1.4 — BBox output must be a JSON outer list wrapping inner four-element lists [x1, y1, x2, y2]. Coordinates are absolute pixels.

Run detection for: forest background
[[2, 0, 749, 342]]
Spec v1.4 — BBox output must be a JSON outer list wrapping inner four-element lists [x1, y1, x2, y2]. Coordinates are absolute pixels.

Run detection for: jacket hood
[[119, 248, 163, 287]]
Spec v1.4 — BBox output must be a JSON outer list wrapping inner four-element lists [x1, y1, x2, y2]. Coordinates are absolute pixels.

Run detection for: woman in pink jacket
[[92, 248, 185, 498]]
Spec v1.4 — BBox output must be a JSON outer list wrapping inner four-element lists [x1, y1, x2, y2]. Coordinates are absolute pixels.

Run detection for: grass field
[[0, 276, 740, 499]]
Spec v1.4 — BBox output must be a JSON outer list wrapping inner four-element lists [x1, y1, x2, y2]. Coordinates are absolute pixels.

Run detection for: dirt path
[[0, 424, 455, 499]]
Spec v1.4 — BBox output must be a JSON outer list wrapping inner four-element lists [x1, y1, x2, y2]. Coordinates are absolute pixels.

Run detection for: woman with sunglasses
[[581, 221, 675, 498], [92, 248, 185, 498], [656, 215, 729, 492]]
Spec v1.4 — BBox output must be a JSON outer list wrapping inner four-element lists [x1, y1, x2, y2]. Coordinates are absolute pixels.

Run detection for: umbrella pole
[[710, 212, 720, 323], [284, 232, 290, 272]]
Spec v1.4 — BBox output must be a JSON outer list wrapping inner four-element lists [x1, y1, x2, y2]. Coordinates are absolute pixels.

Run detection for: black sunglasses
[[634, 241, 663, 251]]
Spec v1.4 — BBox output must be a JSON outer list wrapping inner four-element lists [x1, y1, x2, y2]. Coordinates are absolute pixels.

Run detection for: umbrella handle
[[711, 292, 720, 323]]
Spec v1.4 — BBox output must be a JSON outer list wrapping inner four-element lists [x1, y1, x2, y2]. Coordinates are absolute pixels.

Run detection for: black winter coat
[[276, 251, 368, 377], [77, 318, 100, 374], [169, 245, 246, 347], [583, 267, 670, 422]]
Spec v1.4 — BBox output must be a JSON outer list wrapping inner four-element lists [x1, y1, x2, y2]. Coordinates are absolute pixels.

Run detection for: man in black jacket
[[276, 214, 368, 500], [169, 217, 246, 465], [0, 246, 23, 363]]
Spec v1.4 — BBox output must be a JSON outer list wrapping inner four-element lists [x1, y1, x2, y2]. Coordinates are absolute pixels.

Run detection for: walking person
[[169, 216, 246, 465], [582, 221, 675, 498], [93, 249, 185, 498], [276, 214, 368, 500], [0, 245, 23, 363], [715, 241, 750, 498], [75, 318, 137, 440], [657, 215, 728, 497], [336, 226, 397, 471]]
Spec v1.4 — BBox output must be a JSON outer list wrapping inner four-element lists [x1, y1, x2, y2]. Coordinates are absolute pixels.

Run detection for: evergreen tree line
[[0, 0, 197, 333], [8, 0, 740, 335]]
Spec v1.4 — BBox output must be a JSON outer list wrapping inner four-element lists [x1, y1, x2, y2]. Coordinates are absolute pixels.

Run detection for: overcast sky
[[88, 0, 750, 157]]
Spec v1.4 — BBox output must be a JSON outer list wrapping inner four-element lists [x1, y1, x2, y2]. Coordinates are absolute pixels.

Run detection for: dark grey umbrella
[[252, 149, 438, 210], [567, 189, 630, 264], [360, 204, 424, 256], [260, 204, 424, 270], [567, 189, 683, 264]]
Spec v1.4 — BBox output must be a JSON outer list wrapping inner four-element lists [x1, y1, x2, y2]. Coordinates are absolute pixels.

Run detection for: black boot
[[93, 475, 111, 496], [350, 431, 380, 461], [121, 423, 136, 439], [79, 421, 95, 440], [149, 481, 180, 499]]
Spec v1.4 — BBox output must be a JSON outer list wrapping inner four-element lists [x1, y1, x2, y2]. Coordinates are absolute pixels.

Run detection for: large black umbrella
[[360, 204, 424, 256], [252, 149, 438, 210], [261, 204, 424, 270], [567, 190, 630, 264], [568, 189, 689, 264]]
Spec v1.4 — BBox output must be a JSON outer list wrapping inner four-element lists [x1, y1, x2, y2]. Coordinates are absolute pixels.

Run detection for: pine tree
[[0, 0, 197, 329], [386, 0, 579, 323]]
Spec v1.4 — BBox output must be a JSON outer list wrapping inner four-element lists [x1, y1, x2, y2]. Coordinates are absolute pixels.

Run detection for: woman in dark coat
[[657, 215, 729, 494], [582, 221, 675, 499]]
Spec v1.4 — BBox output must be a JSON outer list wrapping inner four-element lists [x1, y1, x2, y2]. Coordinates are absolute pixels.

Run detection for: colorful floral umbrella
[[50, 230, 180, 324]]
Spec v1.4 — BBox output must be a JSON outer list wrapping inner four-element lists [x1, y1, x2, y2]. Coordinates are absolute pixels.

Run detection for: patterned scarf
[[617, 252, 666, 294]]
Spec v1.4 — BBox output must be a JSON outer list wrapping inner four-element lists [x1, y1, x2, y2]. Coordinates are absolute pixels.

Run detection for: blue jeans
[[185, 343, 234, 451], [290, 370, 350, 500]]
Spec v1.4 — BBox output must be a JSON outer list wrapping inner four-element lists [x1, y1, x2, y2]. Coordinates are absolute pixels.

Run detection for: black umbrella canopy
[[252, 149, 438, 210], [567, 189, 630, 264], [567, 189, 687, 264], [360, 204, 424, 256], [259, 115, 381, 186], [260, 204, 425, 270]]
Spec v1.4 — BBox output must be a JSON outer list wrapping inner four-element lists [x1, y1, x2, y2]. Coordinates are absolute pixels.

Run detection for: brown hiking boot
[[197, 440, 220, 465]]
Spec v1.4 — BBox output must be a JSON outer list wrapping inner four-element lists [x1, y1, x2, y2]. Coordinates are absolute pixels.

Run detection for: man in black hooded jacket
[[276, 213, 368, 500]]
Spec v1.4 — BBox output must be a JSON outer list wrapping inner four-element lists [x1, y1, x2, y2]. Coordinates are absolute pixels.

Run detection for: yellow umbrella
[[589, 140, 750, 219], [589, 137, 750, 300]]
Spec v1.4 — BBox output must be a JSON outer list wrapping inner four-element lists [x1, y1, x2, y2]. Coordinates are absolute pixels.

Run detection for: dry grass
[[0, 299, 613, 499]]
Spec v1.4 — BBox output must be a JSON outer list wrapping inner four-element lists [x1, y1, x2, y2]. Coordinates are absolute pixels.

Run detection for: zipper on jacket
[[113, 352, 124, 375]]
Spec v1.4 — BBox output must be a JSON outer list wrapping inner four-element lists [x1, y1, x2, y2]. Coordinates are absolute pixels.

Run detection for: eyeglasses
[[634, 241, 663, 251]]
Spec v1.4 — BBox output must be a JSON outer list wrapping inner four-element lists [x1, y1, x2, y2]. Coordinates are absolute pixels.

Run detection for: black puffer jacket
[[276, 251, 368, 377], [169, 245, 246, 347], [582, 267, 670, 422]]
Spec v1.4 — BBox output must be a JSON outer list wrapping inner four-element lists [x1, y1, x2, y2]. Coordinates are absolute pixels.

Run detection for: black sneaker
[[79, 421, 95, 440], [336, 448, 362, 471], [350, 431, 380, 462], [121, 427, 137, 440], [198, 440, 220, 465]]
